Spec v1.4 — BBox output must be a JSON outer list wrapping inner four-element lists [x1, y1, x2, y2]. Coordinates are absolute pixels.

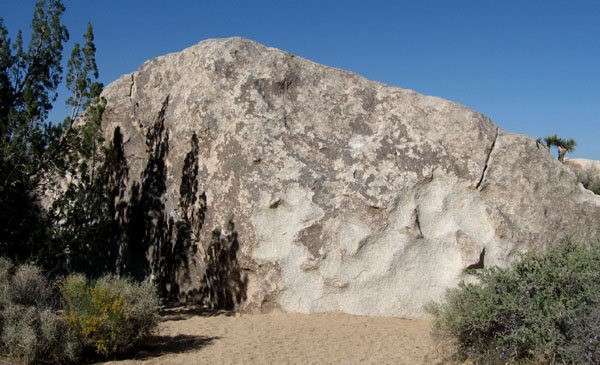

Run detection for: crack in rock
[[128, 73, 135, 98], [475, 127, 499, 190]]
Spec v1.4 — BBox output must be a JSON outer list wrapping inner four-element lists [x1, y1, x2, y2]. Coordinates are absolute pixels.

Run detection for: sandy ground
[[102, 306, 448, 365]]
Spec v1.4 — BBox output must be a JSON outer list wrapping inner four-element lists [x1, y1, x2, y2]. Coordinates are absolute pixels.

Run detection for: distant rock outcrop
[[565, 158, 600, 194], [96, 37, 600, 317]]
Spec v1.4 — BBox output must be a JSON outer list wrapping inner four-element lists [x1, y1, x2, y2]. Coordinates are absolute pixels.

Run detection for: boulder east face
[[98, 37, 600, 317]]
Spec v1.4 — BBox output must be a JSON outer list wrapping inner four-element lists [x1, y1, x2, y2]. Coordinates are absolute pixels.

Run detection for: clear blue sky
[[2, 1, 599, 159]]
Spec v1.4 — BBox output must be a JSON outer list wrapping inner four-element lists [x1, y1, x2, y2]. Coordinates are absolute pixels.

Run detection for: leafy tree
[[542, 134, 576, 163], [45, 21, 124, 278], [49, 98, 126, 278], [0, 0, 69, 264], [65, 22, 102, 124], [0, 1, 118, 278]]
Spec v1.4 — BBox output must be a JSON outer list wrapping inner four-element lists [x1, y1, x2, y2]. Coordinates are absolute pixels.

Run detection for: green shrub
[[0, 258, 159, 364], [0, 259, 79, 364], [10, 264, 51, 307], [561, 298, 600, 364], [428, 239, 600, 364], [585, 178, 600, 195], [0, 261, 159, 363], [0, 258, 13, 310], [1, 304, 79, 364], [1, 304, 39, 363], [60, 274, 159, 357]]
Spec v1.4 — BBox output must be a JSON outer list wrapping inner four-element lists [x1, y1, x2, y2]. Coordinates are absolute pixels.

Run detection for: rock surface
[[98, 37, 600, 317]]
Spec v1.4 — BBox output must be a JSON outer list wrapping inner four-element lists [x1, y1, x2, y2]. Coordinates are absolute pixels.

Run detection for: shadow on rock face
[[120, 96, 171, 285], [110, 96, 247, 310], [197, 221, 248, 310]]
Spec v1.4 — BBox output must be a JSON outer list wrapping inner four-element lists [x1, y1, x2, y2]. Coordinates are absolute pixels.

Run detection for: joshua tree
[[542, 134, 576, 163]]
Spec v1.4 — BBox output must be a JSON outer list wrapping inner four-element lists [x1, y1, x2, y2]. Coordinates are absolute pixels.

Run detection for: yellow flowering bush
[[60, 274, 159, 357]]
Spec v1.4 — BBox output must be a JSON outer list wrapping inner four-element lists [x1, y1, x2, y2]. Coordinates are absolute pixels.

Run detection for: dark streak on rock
[[269, 199, 282, 209], [414, 207, 424, 238]]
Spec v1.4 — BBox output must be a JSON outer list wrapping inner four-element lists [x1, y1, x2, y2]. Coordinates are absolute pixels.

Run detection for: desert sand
[[101, 306, 447, 365]]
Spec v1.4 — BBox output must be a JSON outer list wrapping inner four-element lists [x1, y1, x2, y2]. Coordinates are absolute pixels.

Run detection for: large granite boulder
[[98, 37, 600, 317]]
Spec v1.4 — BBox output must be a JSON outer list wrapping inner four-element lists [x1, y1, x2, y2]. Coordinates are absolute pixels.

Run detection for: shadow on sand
[[122, 304, 227, 360], [159, 304, 236, 322], [127, 334, 219, 360], [86, 305, 224, 363], [84, 334, 218, 363]]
